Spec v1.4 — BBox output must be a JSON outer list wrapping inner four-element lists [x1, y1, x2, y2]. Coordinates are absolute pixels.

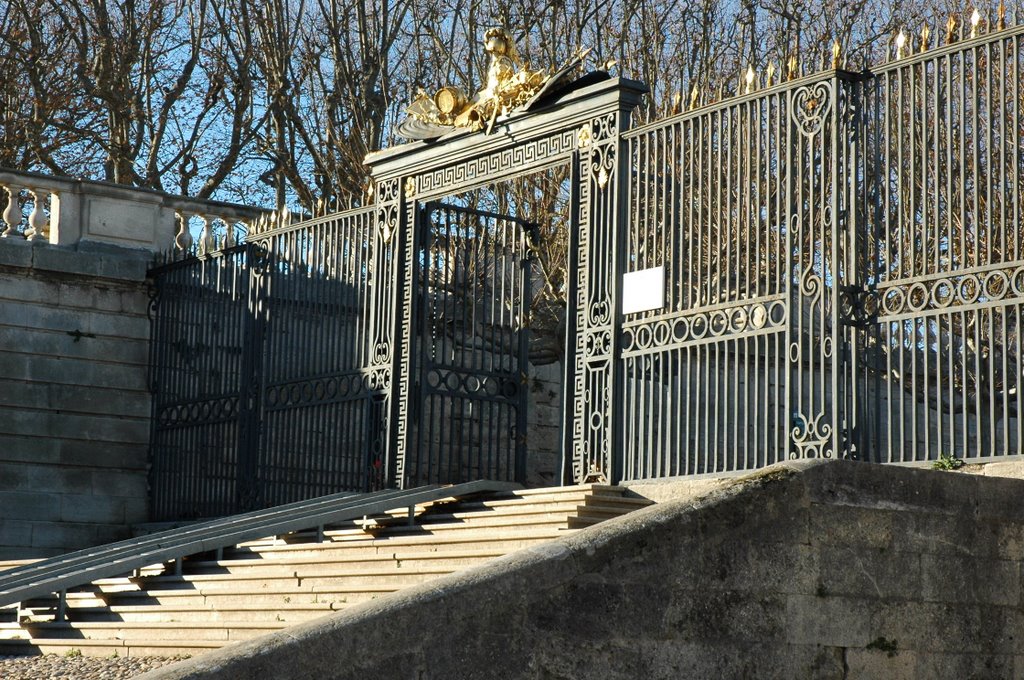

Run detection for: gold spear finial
[[921, 23, 931, 51], [895, 30, 908, 59], [787, 54, 799, 80], [744, 65, 756, 94], [831, 40, 842, 69], [766, 62, 776, 87], [947, 14, 959, 43], [689, 84, 699, 110], [970, 8, 982, 37], [997, 0, 1007, 30]]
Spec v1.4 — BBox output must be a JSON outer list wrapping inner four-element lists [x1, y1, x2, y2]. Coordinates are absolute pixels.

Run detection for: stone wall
[[142, 460, 1024, 680], [524, 360, 562, 486], [0, 240, 154, 558]]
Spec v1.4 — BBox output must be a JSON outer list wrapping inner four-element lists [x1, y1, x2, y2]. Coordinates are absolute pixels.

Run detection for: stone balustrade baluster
[[26, 189, 50, 241], [223, 216, 236, 248], [174, 212, 194, 252], [2, 184, 22, 238], [199, 215, 215, 254]]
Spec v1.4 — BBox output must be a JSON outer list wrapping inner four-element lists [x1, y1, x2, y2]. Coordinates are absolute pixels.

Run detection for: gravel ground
[[0, 654, 188, 679]]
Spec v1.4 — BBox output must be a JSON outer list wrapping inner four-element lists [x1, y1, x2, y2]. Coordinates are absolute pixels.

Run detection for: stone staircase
[[0, 485, 651, 658]]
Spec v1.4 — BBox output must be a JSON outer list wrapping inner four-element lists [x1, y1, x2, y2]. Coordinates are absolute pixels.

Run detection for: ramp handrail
[[0, 481, 519, 609]]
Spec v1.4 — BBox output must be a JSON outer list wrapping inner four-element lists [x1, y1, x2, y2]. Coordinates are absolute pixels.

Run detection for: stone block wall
[[0, 240, 152, 558], [524, 361, 562, 487]]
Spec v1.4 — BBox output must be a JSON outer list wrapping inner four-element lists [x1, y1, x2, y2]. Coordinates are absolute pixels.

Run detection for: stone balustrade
[[0, 168, 265, 253]]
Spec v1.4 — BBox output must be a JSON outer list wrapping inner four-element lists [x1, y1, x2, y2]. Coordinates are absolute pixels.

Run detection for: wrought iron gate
[[151, 30, 1024, 503], [149, 207, 388, 520], [405, 202, 533, 485]]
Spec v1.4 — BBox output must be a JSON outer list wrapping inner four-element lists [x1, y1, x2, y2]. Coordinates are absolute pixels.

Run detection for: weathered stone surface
[[0, 242, 151, 556], [137, 460, 1024, 680]]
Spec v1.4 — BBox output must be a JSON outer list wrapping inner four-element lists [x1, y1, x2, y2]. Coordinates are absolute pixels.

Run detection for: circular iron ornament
[[822, 336, 833, 358], [1011, 267, 1024, 296], [427, 370, 441, 388], [326, 378, 338, 399], [791, 82, 832, 137], [465, 375, 482, 393], [959, 275, 981, 304], [984, 271, 1009, 300], [790, 342, 801, 363], [484, 377, 500, 397], [302, 383, 314, 402], [908, 282, 929, 312], [635, 325, 653, 350], [932, 279, 955, 308], [673, 317, 690, 341], [314, 381, 325, 400], [266, 388, 278, 406], [590, 410, 604, 431], [864, 291, 880, 317], [290, 385, 302, 404], [690, 314, 708, 339], [729, 307, 749, 333], [751, 305, 767, 329], [882, 288, 906, 315], [211, 401, 223, 419], [499, 379, 517, 399], [769, 301, 786, 324], [653, 321, 671, 346], [710, 311, 728, 336], [445, 372, 461, 391], [622, 328, 635, 351]]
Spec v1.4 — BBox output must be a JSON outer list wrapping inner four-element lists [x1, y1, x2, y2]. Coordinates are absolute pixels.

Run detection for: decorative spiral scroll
[[377, 178, 400, 202], [377, 203, 399, 244], [791, 82, 832, 136], [790, 412, 833, 459], [589, 300, 612, 325], [373, 341, 391, 364], [799, 269, 823, 303]]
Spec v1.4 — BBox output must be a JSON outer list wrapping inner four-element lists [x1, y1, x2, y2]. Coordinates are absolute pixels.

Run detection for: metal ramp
[[0, 481, 517, 613]]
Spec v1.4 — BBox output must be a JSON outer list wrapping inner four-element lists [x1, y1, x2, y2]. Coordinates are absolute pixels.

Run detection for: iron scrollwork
[[791, 81, 832, 136]]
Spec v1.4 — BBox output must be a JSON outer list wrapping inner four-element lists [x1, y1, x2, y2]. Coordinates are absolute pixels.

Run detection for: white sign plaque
[[621, 266, 665, 315]]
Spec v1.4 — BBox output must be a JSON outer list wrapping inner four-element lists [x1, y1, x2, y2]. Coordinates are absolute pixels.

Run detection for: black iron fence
[[854, 24, 1024, 463], [617, 21, 1024, 480], [149, 19, 1024, 513]]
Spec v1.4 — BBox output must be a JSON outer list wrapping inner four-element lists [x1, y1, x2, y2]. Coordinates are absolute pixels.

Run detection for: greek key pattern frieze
[[414, 130, 576, 197]]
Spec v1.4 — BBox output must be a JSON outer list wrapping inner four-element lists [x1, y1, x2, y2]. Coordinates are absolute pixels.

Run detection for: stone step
[[0, 636, 225, 658], [232, 527, 573, 557], [186, 549, 503, 576], [575, 502, 654, 518], [56, 603, 338, 625], [103, 584, 397, 609], [135, 564, 454, 591], [0, 485, 656, 660], [20, 620, 283, 643]]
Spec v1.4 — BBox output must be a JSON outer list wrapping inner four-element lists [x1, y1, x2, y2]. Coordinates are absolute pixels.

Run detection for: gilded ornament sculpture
[[399, 28, 598, 141]]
